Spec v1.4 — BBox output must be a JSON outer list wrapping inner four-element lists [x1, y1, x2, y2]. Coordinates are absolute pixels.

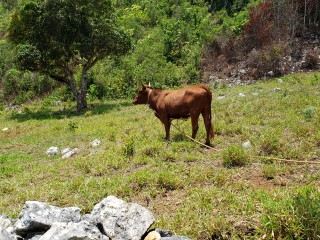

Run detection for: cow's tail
[[202, 85, 214, 140]]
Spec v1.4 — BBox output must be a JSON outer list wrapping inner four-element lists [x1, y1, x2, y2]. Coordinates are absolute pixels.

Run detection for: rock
[[90, 139, 101, 147], [2, 127, 9, 131], [155, 228, 173, 237], [38, 221, 109, 240], [267, 71, 274, 77], [0, 215, 14, 233], [0, 227, 17, 240], [154, 229, 191, 240], [25, 231, 46, 240], [14, 201, 81, 236], [46, 147, 60, 156], [1, 196, 192, 240], [242, 141, 252, 150], [271, 87, 282, 92], [238, 93, 246, 97], [61, 148, 72, 155], [89, 196, 155, 240], [55, 101, 62, 106], [62, 148, 79, 158], [144, 231, 161, 240], [5, 105, 19, 111], [216, 96, 225, 100]]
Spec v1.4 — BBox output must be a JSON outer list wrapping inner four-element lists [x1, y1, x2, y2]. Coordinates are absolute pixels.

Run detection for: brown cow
[[132, 84, 214, 146]]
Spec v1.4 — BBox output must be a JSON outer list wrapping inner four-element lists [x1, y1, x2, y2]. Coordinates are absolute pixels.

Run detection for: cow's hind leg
[[191, 114, 200, 140], [202, 110, 213, 146]]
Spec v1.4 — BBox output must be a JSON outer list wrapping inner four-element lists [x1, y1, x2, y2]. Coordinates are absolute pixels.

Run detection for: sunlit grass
[[0, 72, 319, 239]]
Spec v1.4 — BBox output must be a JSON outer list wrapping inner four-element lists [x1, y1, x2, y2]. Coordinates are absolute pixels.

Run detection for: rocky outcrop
[[0, 196, 191, 240]]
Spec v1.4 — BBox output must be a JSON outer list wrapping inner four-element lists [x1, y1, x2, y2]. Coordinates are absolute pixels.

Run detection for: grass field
[[1, 72, 320, 239]]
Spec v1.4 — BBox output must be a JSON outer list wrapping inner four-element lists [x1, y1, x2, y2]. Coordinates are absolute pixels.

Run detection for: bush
[[246, 44, 286, 78], [222, 144, 249, 168], [302, 51, 319, 69], [3, 68, 56, 104]]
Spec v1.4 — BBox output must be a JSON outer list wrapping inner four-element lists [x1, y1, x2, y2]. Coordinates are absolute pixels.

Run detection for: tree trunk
[[75, 92, 87, 112], [69, 73, 88, 112]]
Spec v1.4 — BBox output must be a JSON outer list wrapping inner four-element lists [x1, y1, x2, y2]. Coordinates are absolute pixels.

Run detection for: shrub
[[3, 68, 56, 104], [302, 51, 319, 69], [246, 44, 286, 78], [302, 107, 316, 121], [222, 145, 249, 168]]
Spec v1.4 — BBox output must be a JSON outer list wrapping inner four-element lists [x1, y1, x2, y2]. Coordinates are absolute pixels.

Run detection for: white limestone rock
[[89, 196, 155, 240], [14, 201, 81, 236]]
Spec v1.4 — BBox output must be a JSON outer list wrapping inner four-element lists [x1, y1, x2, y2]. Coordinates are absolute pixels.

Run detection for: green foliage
[[1, 0, 257, 102], [16, 44, 41, 71], [7, 0, 131, 111], [3, 68, 56, 104]]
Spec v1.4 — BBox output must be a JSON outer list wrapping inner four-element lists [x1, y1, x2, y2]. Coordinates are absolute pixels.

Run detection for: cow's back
[[163, 85, 211, 118]]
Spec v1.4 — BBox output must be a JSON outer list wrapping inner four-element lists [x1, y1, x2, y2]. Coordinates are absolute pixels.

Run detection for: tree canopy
[[7, 0, 131, 111]]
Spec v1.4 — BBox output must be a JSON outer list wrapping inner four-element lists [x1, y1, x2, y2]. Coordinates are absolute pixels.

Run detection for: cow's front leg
[[164, 118, 171, 141], [159, 117, 171, 141]]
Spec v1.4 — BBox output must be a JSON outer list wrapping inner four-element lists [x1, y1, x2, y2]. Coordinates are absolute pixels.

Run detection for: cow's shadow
[[8, 101, 132, 122]]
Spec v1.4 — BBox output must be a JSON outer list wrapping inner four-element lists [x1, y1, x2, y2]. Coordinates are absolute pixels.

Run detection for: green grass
[[0, 72, 319, 239]]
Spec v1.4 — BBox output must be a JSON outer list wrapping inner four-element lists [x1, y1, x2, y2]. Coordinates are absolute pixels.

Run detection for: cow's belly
[[167, 108, 191, 119], [169, 113, 190, 119]]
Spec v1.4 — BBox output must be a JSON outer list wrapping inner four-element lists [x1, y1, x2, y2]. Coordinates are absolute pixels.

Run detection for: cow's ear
[[142, 83, 150, 89]]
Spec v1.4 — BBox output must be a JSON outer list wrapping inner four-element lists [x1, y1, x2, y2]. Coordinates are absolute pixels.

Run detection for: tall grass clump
[[259, 132, 282, 156], [122, 137, 135, 158], [222, 145, 249, 168], [261, 187, 320, 239]]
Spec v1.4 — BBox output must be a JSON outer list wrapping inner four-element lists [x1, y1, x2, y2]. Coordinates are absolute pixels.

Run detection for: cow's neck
[[147, 89, 161, 111]]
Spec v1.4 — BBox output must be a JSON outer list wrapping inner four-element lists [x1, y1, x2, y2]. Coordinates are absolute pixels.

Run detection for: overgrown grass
[[0, 72, 319, 239]]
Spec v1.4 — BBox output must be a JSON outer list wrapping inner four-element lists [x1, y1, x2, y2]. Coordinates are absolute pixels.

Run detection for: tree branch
[[48, 74, 69, 85]]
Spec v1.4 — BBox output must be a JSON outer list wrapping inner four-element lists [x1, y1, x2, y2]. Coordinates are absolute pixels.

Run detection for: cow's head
[[132, 83, 151, 105]]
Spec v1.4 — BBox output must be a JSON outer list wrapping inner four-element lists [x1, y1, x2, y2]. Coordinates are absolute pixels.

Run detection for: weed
[[142, 146, 161, 157], [67, 121, 78, 132], [222, 145, 249, 168], [262, 164, 277, 180], [122, 137, 135, 158], [302, 106, 315, 120]]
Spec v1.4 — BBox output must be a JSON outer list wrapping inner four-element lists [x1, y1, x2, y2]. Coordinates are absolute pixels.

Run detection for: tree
[[7, 0, 131, 111]]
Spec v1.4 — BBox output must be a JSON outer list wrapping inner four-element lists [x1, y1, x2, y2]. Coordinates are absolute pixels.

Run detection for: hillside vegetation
[[1, 0, 319, 106], [1, 72, 319, 239]]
